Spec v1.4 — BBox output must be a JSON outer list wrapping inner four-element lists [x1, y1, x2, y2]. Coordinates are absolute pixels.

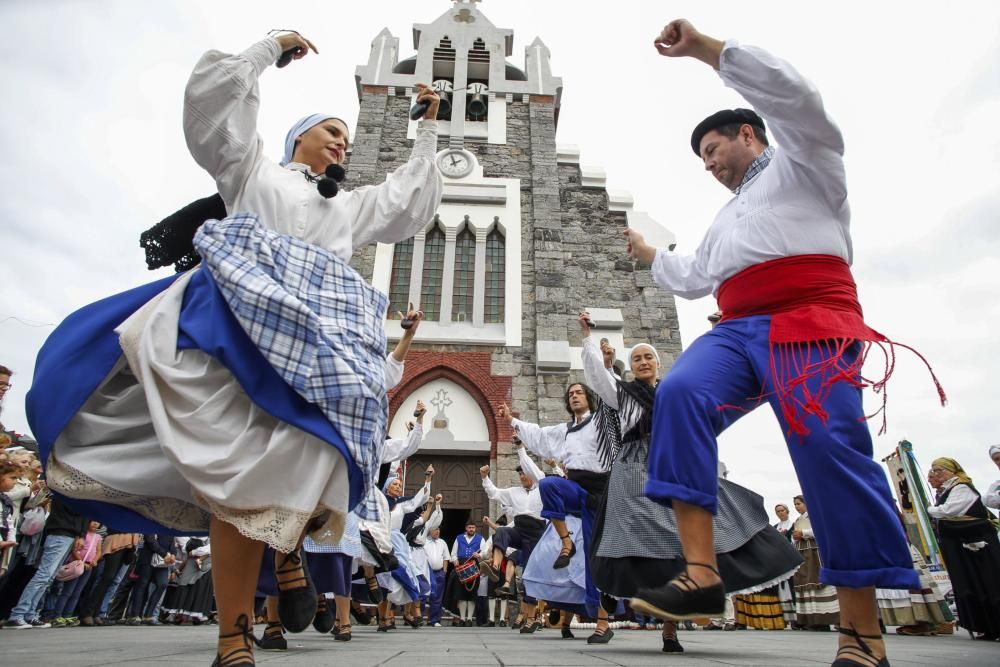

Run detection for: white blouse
[[984, 480, 1000, 510], [183, 38, 443, 263], [927, 478, 979, 519], [650, 40, 851, 299], [481, 472, 542, 520], [512, 413, 608, 474]]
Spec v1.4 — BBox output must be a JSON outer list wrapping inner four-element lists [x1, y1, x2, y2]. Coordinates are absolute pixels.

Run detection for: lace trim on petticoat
[[46, 453, 211, 532], [190, 489, 346, 553], [728, 564, 802, 596]]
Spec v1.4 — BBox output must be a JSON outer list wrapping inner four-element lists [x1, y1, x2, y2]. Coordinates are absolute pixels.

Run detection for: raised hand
[[600, 339, 616, 368], [425, 464, 435, 478], [578, 311, 593, 337], [274, 31, 319, 66], [414, 83, 442, 120], [479, 465, 490, 478], [653, 19, 723, 68], [498, 402, 514, 425], [624, 228, 656, 265]]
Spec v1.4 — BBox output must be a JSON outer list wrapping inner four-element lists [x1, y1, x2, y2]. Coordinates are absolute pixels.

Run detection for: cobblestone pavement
[[3, 623, 998, 666]]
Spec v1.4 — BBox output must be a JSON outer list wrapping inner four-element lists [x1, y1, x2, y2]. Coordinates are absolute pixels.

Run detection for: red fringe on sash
[[716, 255, 946, 438]]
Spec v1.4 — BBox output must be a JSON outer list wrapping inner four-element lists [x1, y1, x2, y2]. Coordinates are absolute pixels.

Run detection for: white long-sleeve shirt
[[384, 354, 405, 391], [381, 424, 423, 463], [388, 481, 431, 532], [424, 537, 451, 571], [580, 337, 648, 436], [481, 471, 542, 520], [650, 41, 850, 300], [927, 478, 980, 519], [513, 413, 608, 474], [984, 480, 1000, 510]]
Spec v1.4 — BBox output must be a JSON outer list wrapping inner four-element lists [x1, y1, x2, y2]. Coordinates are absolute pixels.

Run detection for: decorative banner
[[881, 439, 943, 569]]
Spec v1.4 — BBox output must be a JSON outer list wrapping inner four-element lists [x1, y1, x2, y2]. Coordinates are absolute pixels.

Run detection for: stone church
[[347, 0, 680, 541]]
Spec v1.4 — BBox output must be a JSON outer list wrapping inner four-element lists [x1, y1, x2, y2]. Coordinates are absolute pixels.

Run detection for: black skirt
[[938, 519, 1000, 638]]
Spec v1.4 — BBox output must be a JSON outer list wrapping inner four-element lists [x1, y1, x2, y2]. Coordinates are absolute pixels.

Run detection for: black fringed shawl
[[592, 379, 658, 466], [139, 193, 226, 272]]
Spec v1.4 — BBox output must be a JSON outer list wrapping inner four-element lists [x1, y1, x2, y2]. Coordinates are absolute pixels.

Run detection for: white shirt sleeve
[[344, 120, 444, 248], [396, 481, 431, 514], [450, 538, 460, 563], [512, 418, 567, 462], [481, 476, 514, 507], [384, 354, 405, 391], [551, 463, 566, 478], [650, 247, 715, 300], [183, 38, 281, 206], [717, 40, 846, 209], [380, 424, 423, 463], [984, 480, 1000, 510], [582, 337, 619, 408], [190, 545, 211, 558], [927, 483, 979, 519], [516, 446, 545, 485]]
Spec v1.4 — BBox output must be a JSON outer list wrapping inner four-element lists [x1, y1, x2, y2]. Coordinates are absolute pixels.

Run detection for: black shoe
[[511, 617, 524, 630], [332, 624, 352, 641], [496, 584, 512, 598], [405, 616, 421, 629], [311, 598, 335, 634], [587, 628, 614, 644], [478, 561, 500, 582], [553, 534, 576, 569], [498, 619, 507, 627], [365, 576, 383, 604], [561, 627, 575, 639], [274, 550, 317, 634], [212, 614, 256, 666], [600, 593, 618, 613], [377, 622, 391, 633], [662, 636, 684, 653], [254, 623, 287, 651], [831, 624, 889, 667], [630, 562, 725, 621], [519, 620, 541, 634], [547, 609, 561, 625]]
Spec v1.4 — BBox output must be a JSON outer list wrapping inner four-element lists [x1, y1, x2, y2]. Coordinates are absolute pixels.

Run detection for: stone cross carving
[[430, 388, 453, 429]]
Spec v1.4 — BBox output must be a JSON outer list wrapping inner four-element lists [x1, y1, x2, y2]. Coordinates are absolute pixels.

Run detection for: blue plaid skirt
[[28, 214, 389, 539]]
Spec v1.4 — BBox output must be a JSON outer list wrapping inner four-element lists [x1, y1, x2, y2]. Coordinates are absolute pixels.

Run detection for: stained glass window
[[485, 227, 505, 323]]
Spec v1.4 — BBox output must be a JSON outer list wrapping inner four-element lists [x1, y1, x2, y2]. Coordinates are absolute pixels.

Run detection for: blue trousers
[[646, 315, 918, 590], [538, 476, 599, 611], [427, 568, 446, 624]]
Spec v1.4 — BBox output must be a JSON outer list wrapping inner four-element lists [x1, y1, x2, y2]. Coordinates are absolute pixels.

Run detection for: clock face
[[437, 149, 474, 178]]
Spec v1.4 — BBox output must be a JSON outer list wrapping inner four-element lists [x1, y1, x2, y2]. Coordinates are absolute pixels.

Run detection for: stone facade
[[348, 3, 680, 510]]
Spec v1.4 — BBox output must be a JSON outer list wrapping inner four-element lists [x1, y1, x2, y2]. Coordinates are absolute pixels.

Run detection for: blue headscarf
[[281, 113, 347, 166]]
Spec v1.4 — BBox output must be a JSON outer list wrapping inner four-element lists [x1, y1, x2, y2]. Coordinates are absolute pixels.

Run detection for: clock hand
[[450, 156, 460, 167]]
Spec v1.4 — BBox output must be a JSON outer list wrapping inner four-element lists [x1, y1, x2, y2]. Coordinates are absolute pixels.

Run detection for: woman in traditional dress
[[875, 542, 952, 636], [926, 457, 1000, 641], [26, 30, 442, 666], [580, 313, 802, 652], [773, 503, 798, 627], [791, 496, 840, 629], [985, 445, 1000, 510]]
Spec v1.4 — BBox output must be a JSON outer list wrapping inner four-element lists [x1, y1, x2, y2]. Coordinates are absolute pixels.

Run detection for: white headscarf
[[627, 342, 660, 367], [990, 445, 1000, 458]]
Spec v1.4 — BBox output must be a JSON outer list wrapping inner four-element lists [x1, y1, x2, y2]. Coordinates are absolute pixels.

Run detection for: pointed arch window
[[452, 227, 476, 321], [420, 225, 446, 320], [388, 237, 413, 318], [485, 228, 505, 323]]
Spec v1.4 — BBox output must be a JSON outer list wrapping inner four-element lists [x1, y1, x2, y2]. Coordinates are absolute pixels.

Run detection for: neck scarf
[[734, 145, 774, 194]]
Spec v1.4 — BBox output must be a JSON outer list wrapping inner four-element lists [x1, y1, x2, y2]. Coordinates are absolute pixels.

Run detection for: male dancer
[[500, 385, 614, 643], [625, 19, 942, 667]]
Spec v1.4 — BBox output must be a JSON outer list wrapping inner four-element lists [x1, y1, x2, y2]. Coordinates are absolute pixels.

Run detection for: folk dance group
[[24, 18, 949, 667]]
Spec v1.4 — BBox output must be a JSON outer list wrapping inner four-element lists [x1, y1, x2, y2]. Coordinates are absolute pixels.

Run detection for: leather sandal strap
[[685, 561, 721, 577]]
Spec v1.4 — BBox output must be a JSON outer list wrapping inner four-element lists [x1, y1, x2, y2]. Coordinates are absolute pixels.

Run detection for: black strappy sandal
[[586, 624, 614, 644], [332, 623, 352, 641], [312, 596, 335, 634], [274, 549, 317, 633], [630, 562, 725, 621], [553, 531, 576, 569], [254, 621, 287, 651], [662, 621, 684, 653], [831, 624, 889, 666], [365, 575, 383, 604], [210, 614, 255, 667]]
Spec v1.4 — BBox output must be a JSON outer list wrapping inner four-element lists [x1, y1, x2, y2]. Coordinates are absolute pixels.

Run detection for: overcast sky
[[2, 0, 999, 517]]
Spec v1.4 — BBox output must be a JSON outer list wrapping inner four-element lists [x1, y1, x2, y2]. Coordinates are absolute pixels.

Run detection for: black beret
[[690, 108, 766, 156]]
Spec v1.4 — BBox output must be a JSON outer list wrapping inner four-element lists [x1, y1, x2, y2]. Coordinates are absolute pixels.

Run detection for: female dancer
[[580, 312, 802, 654], [26, 30, 442, 666]]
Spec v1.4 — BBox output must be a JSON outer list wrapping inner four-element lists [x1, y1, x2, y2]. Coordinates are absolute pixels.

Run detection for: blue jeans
[[49, 569, 93, 618], [427, 568, 446, 624], [9, 534, 76, 622], [100, 563, 129, 617]]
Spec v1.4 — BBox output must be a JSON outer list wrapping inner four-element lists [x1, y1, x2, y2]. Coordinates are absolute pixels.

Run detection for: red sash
[[716, 255, 945, 437]]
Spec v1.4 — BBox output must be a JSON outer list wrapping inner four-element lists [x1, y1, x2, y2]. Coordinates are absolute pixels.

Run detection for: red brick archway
[[388, 351, 513, 458]]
